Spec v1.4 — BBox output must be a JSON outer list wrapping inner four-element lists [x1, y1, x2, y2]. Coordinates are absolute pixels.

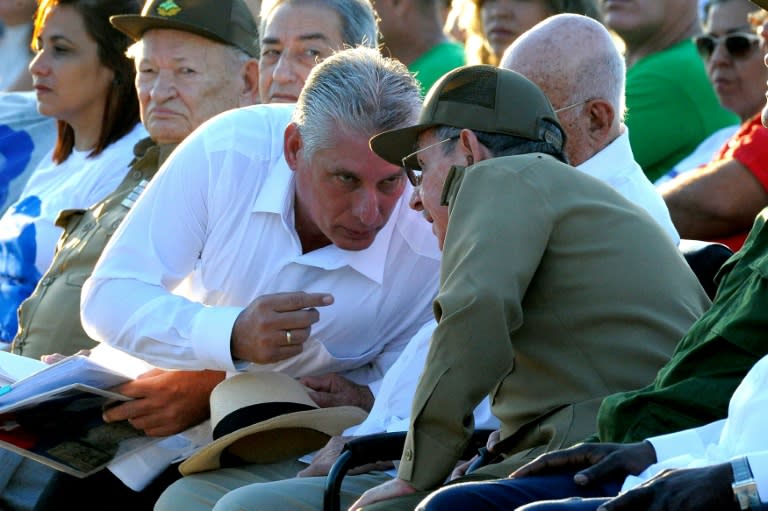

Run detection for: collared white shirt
[[346, 319, 499, 438], [622, 353, 768, 502], [577, 127, 680, 245], [81, 103, 441, 388]]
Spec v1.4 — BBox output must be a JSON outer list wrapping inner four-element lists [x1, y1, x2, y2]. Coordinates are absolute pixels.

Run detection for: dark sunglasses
[[694, 32, 761, 60]]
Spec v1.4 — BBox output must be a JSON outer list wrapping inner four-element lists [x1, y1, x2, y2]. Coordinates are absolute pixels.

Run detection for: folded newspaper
[[0, 347, 160, 478]]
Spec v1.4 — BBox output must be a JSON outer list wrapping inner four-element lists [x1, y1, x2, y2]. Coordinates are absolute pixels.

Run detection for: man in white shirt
[[81, 46, 439, 380], [500, 13, 679, 244]]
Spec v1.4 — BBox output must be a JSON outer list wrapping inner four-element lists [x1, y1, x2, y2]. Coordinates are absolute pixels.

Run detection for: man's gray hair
[[292, 46, 421, 158], [434, 125, 569, 164], [260, 0, 379, 49]]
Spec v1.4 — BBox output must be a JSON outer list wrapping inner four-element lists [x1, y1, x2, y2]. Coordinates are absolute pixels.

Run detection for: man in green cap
[[349, 65, 711, 510]]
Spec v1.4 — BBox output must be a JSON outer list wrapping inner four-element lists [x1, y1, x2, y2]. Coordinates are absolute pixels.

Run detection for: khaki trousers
[[154, 458, 392, 511]]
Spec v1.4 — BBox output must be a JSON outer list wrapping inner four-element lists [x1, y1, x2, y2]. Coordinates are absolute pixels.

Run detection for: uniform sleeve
[[397, 163, 555, 490], [81, 129, 245, 372]]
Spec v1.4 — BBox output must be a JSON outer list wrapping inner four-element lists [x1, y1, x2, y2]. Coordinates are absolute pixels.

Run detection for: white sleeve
[[746, 451, 768, 504], [81, 130, 243, 372], [647, 419, 727, 463]]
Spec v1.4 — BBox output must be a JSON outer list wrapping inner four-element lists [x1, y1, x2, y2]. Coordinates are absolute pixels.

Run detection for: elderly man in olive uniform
[[351, 66, 711, 510]]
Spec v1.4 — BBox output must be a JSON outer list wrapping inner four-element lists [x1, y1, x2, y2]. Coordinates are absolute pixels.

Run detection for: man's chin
[[335, 236, 377, 251]]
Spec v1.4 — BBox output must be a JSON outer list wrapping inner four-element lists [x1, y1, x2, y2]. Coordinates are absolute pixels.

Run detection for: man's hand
[[296, 435, 395, 478], [348, 478, 417, 510], [231, 292, 333, 364], [300, 373, 374, 411], [450, 429, 502, 480], [103, 369, 224, 437], [598, 463, 734, 510], [510, 441, 657, 487]]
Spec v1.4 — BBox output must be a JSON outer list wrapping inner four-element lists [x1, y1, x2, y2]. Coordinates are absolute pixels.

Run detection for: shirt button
[[404, 448, 413, 461], [41, 276, 53, 286], [132, 170, 142, 180], [111, 220, 121, 230]]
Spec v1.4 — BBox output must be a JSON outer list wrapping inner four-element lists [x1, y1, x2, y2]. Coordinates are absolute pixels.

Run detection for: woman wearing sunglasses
[[659, 0, 768, 252]]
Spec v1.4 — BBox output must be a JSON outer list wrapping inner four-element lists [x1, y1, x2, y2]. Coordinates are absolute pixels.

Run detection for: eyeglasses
[[554, 98, 593, 114], [401, 136, 459, 187], [694, 32, 761, 60]]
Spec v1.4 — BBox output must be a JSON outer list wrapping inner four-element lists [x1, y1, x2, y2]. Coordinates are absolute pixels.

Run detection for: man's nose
[[408, 186, 423, 211], [354, 189, 381, 226]]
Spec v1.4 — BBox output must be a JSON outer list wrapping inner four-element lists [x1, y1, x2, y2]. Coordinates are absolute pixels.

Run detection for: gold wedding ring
[[286, 329, 292, 344]]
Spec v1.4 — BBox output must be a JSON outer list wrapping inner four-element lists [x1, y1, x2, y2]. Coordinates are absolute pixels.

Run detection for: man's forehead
[[262, 2, 343, 45], [140, 27, 227, 53]]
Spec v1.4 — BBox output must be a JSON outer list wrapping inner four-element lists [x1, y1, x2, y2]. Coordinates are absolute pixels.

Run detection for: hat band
[[212, 402, 316, 440]]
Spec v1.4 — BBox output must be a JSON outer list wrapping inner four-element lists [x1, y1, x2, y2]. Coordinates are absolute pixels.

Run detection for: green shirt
[[409, 40, 466, 96], [598, 206, 768, 442], [625, 39, 738, 182]]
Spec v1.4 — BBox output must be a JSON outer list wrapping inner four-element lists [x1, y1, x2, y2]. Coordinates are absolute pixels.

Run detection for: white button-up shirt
[[81, 103, 441, 388], [577, 127, 680, 245]]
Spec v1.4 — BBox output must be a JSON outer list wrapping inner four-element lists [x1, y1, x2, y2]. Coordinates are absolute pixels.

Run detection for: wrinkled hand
[[450, 429, 502, 480], [598, 463, 733, 510], [349, 478, 417, 510], [300, 373, 374, 411], [103, 369, 224, 437], [231, 292, 333, 364], [296, 435, 394, 478], [510, 441, 657, 487]]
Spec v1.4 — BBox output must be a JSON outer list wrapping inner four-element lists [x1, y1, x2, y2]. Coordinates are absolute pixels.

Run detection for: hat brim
[[178, 406, 367, 475], [751, 0, 768, 8], [370, 122, 438, 170], [110, 14, 232, 46]]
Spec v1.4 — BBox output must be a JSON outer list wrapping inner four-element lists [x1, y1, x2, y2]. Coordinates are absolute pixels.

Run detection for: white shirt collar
[[576, 126, 637, 181]]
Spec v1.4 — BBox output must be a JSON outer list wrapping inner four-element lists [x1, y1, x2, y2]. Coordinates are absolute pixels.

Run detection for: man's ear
[[460, 128, 487, 165], [238, 58, 260, 106], [587, 99, 616, 144], [284, 123, 302, 171]]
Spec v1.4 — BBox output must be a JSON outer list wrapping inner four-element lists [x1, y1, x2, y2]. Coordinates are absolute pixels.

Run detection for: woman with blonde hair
[[0, 0, 144, 345], [459, 0, 602, 65]]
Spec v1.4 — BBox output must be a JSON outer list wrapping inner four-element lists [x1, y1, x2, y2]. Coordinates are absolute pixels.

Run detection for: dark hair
[[33, 0, 141, 164], [435, 122, 569, 164]]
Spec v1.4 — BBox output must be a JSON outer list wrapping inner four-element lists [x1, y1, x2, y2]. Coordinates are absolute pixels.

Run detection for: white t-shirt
[[0, 122, 147, 342]]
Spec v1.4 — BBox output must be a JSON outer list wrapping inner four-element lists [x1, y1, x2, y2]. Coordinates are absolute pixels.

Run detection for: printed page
[[0, 351, 47, 385]]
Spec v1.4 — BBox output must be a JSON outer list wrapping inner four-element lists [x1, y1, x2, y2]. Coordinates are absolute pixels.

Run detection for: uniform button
[[404, 448, 413, 461], [111, 220, 121, 230], [132, 170, 142, 180], [40, 277, 53, 286], [81, 222, 94, 232]]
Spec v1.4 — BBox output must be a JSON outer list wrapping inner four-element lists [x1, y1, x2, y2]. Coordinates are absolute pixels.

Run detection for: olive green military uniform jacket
[[11, 138, 174, 359], [397, 154, 711, 491], [598, 206, 768, 443]]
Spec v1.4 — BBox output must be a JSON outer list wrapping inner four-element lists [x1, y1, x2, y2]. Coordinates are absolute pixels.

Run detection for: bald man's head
[[500, 14, 625, 165]]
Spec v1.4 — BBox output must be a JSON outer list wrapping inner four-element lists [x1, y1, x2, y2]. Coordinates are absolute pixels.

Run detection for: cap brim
[[370, 123, 437, 170], [110, 14, 231, 46], [178, 406, 367, 475], [751, 0, 768, 8]]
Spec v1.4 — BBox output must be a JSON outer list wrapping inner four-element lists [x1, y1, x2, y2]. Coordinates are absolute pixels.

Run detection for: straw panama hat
[[179, 371, 368, 475]]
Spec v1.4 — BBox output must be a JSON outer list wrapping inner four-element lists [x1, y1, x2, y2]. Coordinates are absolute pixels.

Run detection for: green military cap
[[370, 65, 563, 169], [110, 0, 259, 57]]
